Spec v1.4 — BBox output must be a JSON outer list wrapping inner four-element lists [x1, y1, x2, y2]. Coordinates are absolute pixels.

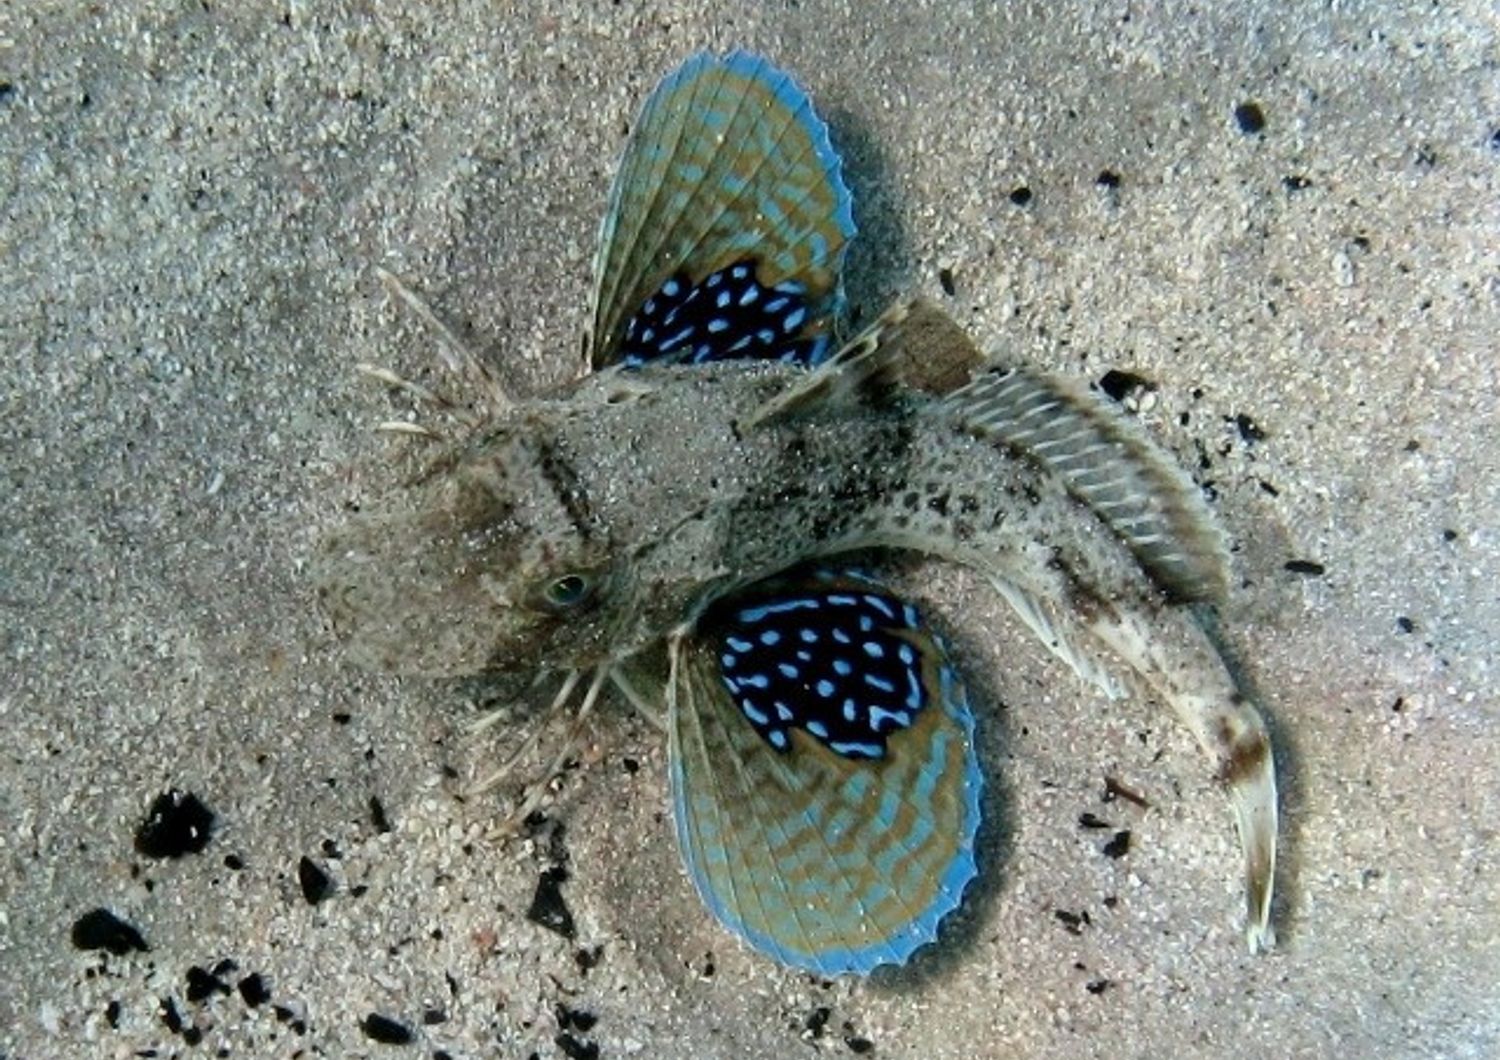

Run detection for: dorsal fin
[[943, 365, 1231, 603], [741, 298, 984, 429]]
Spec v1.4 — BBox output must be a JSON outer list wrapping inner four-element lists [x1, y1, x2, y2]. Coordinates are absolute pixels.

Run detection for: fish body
[[323, 354, 1186, 679], [317, 51, 1278, 973]]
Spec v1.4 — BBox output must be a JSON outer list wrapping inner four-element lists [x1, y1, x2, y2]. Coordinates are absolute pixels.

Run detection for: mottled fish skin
[[316, 347, 1277, 950], [318, 51, 1278, 963]]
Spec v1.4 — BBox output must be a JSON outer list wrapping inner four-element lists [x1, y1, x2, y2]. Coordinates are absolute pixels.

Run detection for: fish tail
[[1086, 605, 1278, 951]]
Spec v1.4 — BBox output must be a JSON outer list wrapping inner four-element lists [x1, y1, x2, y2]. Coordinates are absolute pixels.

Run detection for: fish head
[[315, 407, 635, 677]]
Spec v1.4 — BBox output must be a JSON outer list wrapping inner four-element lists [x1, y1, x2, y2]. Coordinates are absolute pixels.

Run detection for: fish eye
[[541, 573, 594, 611]]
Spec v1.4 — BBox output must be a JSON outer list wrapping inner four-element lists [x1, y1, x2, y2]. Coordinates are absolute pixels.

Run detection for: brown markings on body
[[1215, 716, 1271, 786], [1049, 551, 1120, 627], [531, 435, 594, 538]]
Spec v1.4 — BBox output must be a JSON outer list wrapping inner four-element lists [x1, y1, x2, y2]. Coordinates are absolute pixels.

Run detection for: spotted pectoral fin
[[943, 365, 1231, 603], [589, 52, 856, 370], [666, 570, 982, 975], [741, 298, 986, 429]]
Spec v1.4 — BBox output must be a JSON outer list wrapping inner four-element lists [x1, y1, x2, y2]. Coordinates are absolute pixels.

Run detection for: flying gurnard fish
[[316, 51, 1279, 975]]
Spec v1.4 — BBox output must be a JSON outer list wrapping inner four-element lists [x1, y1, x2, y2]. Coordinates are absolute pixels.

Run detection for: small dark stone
[[273, 1004, 307, 1034], [332, 711, 352, 725], [1102, 830, 1132, 859], [223, 853, 245, 870], [525, 866, 575, 939], [1396, 616, 1415, 634], [556, 1032, 600, 1060], [1442, 528, 1458, 542], [1233, 413, 1266, 443], [369, 795, 392, 834], [1284, 559, 1326, 576], [134, 789, 215, 858], [1489, 127, 1500, 153], [1282, 174, 1312, 192], [105, 999, 122, 1028], [1098, 368, 1154, 404], [238, 973, 270, 1007], [574, 944, 604, 973], [185, 965, 232, 1003], [1259, 479, 1280, 497], [621, 757, 640, 774], [0, 81, 14, 102], [938, 267, 956, 297], [1234, 101, 1266, 134], [1054, 909, 1087, 934], [556, 1004, 598, 1032], [805, 1006, 831, 1038], [845, 1036, 875, 1054], [1095, 169, 1121, 188], [361, 1012, 415, 1044], [1078, 812, 1110, 830], [1086, 978, 1113, 994], [1008, 185, 1032, 206], [298, 855, 333, 904], [422, 1007, 447, 1025], [183, 1025, 203, 1046], [71, 908, 149, 955], [160, 996, 184, 1034]]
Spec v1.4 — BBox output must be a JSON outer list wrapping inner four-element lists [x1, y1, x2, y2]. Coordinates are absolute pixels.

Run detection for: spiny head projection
[[315, 413, 627, 677]]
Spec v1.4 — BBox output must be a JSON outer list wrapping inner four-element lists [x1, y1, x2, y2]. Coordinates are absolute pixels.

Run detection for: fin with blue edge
[[590, 51, 856, 370], [666, 568, 982, 976]]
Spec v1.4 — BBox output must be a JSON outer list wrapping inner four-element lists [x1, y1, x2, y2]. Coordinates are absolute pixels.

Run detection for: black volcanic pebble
[[1102, 830, 1132, 859], [185, 964, 232, 1002], [1098, 368, 1154, 404], [361, 1012, 415, 1044], [1234, 101, 1266, 134], [238, 973, 271, 1007], [556, 1004, 598, 1032], [556, 1032, 600, 1060], [71, 908, 149, 955], [298, 856, 333, 904], [368, 795, 392, 834], [135, 789, 215, 858], [526, 867, 576, 939]]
